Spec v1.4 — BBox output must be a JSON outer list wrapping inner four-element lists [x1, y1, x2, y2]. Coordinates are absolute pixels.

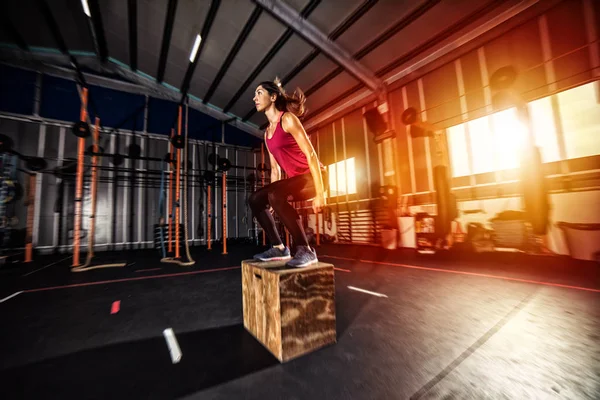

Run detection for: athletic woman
[[249, 78, 326, 267]]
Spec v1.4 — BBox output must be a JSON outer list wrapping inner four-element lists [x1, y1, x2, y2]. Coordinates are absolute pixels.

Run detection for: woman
[[249, 78, 326, 267]]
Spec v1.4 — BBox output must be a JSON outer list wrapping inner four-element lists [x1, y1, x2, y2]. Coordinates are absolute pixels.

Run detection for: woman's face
[[253, 85, 275, 112]]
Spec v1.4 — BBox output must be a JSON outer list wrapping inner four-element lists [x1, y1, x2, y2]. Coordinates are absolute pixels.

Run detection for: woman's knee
[[248, 190, 266, 211], [267, 190, 281, 207]]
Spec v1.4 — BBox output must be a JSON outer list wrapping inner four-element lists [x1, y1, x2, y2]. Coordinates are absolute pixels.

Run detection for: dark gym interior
[[1, 0, 599, 399]]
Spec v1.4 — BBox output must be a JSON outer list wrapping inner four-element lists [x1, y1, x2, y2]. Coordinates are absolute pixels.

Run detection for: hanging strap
[[158, 162, 167, 258]]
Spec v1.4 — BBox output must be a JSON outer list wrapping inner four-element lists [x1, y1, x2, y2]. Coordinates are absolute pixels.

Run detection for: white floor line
[[163, 328, 182, 364], [0, 291, 24, 303], [347, 286, 388, 298], [22, 256, 73, 277]]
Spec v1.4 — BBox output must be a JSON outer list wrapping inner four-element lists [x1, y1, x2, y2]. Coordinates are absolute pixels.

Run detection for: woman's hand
[[312, 192, 325, 214]]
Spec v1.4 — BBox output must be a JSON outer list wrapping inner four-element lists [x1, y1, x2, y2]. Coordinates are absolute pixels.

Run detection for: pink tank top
[[265, 112, 318, 178]]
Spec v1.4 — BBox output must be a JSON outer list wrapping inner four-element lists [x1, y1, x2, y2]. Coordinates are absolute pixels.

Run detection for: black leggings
[[249, 172, 324, 248]]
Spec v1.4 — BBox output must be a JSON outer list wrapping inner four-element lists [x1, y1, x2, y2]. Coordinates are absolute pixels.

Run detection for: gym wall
[[307, 0, 600, 256], [0, 67, 261, 254]]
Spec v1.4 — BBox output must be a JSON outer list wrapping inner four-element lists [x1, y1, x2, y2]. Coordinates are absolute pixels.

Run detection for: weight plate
[[128, 143, 142, 158], [401, 107, 418, 125], [170, 135, 185, 149], [25, 156, 47, 172]]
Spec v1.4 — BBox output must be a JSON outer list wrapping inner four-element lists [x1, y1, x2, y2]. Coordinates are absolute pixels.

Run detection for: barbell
[[23, 156, 48, 172]]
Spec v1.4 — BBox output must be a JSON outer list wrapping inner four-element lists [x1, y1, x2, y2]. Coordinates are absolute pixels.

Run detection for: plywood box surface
[[241, 259, 336, 362]]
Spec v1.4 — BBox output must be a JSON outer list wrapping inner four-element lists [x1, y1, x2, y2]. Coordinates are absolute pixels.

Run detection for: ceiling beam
[[303, 0, 542, 131], [34, 0, 96, 114], [304, 0, 504, 124], [253, 0, 383, 93], [304, 0, 506, 122], [87, 0, 109, 62], [0, 50, 263, 138], [245, 0, 438, 121], [0, 57, 148, 96], [241, 0, 378, 122], [180, 0, 221, 101], [103, 62, 263, 138], [376, 0, 505, 79], [104, 63, 262, 138], [203, 6, 262, 105], [128, 0, 138, 70], [223, 0, 321, 114], [157, 0, 178, 82], [302, 0, 439, 98]]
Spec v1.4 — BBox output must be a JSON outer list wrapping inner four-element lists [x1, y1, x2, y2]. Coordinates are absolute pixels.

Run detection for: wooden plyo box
[[241, 259, 337, 362]]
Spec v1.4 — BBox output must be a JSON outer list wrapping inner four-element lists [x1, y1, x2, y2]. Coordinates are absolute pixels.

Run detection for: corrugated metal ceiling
[[0, 0, 531, 138]]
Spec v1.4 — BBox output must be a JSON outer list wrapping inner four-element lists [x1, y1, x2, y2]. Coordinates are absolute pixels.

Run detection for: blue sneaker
[[286, 246, 318, 268], [253, 246, 291, 261]]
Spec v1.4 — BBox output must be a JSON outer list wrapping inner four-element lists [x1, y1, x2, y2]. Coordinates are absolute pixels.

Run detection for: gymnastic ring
[[401, 107, 418, 125], [489, 66, 517, 91], [72, 121, 91, 138], [170, 135, 185, 149]]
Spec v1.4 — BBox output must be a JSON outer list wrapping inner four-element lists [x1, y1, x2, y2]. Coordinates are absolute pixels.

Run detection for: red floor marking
[[24, 266, 241, 293], [322, 255, 357, 262], [334, 268, 351, 272], [135, 268, 161, 273], [111, 301, 120, 314], [354, 258, 600, 293]]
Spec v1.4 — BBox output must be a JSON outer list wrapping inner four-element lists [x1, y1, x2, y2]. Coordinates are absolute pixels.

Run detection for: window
[[557, 81, 600, 159], [468, 116, 495, 174], [447, 124, 470, 177], [445, 81, 599, 179], [528, 97, 560, 163], [490, 107, 524, 171], [328, 157, 356, 197]]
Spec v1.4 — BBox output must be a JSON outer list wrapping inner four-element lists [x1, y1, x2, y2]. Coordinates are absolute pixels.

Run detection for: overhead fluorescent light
[[189, 34, 201, 62], [81, 0, 91, 17]]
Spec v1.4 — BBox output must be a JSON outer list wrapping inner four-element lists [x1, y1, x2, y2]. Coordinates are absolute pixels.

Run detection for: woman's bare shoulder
[[281, 112, 302, 132]]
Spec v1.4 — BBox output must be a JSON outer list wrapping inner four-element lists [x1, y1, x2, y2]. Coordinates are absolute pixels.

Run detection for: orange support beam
[[168, 128, 174, 253], [72, 88, 88, 267], [175, 107, 182, 259], [207, 185, 212, 250], [222, 172, 227, 255]]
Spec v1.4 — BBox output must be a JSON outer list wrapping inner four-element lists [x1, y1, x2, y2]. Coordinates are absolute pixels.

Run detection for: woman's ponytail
[[259, 78, 307, 118]]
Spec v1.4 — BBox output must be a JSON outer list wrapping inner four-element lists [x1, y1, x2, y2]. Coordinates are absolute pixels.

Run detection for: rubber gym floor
[[0, 243, 598, 399]]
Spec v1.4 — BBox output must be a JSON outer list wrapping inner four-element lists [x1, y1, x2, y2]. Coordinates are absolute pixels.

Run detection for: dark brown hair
[[258, 78, 307, 118]]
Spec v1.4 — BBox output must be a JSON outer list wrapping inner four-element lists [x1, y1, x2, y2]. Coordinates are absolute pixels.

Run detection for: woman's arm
[[281, 113, 325, 213]]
